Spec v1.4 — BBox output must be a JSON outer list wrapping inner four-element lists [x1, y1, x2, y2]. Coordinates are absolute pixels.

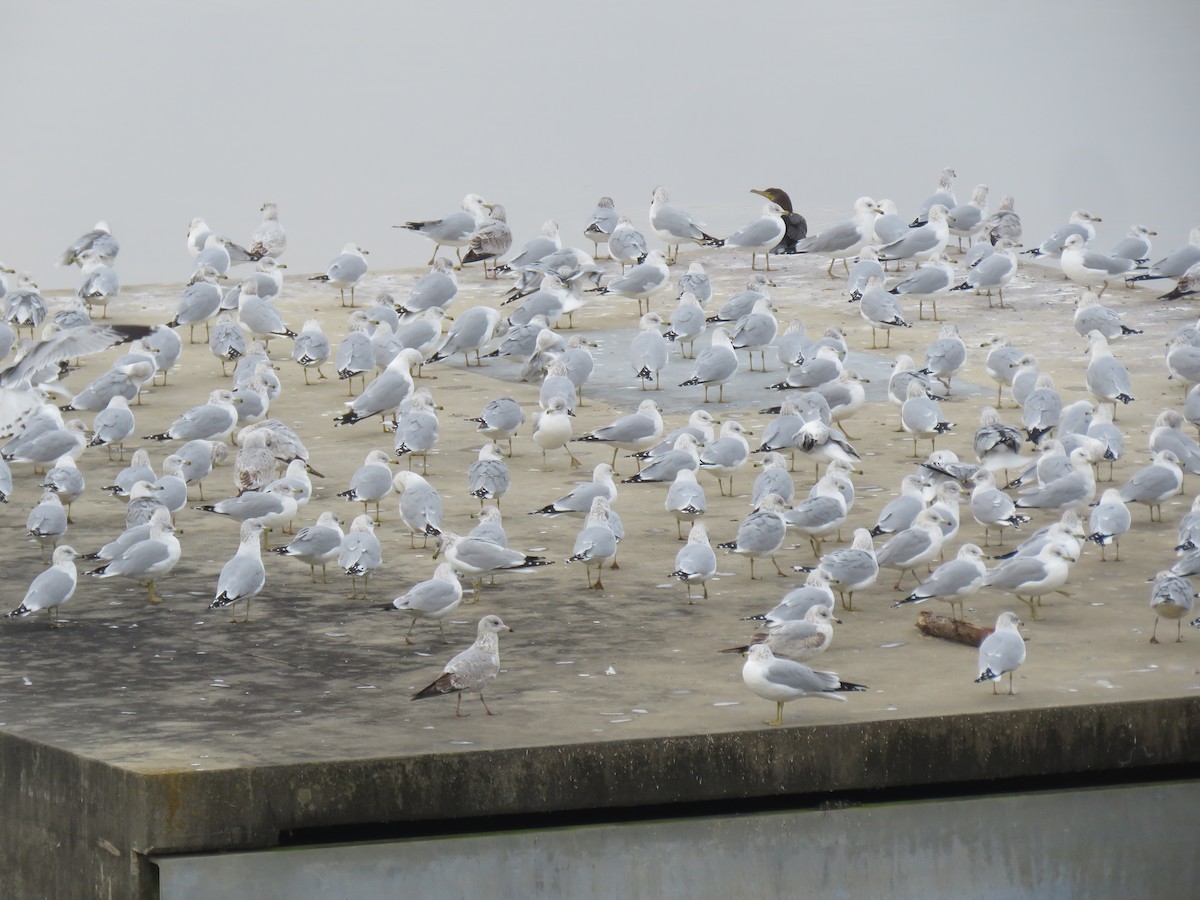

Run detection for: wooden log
[[916, 610, 993, 647]]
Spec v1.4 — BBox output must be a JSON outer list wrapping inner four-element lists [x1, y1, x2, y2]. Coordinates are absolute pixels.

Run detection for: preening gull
[[975, 611, 1026, 694]]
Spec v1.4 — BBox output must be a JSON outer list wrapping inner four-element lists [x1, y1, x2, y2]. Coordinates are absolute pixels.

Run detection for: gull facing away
[[976, 611, 1026, 694], [1148, 571, 1196, 644], [410, 614, 513, 716], [741, 643, 866, 726], [210, 521, 267, 623], [671, 521, 717, 601]]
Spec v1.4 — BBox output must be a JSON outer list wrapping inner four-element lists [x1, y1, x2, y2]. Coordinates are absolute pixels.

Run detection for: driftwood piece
[[916, 610, 993, 647]]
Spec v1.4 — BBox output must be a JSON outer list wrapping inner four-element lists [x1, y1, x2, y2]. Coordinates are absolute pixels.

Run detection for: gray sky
[[5, 0, 1198, 291]]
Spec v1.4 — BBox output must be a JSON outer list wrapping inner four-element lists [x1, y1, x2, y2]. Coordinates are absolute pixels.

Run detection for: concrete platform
[[4, 254, 1200, 896]]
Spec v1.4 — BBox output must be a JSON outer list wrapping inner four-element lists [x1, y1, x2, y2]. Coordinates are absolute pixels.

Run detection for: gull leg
[[766, 700, 784, 726]]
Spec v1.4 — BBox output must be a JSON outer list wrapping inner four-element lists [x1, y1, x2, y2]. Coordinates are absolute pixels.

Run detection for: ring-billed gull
[[467, 396, 525, 456], [531, 462, 616, 515], [723, 604, 838, 660], [333, 348, 422, 427], [725, 202, 786, 270], [621, 433, 700, 486], [270, 511, 343, 582], [875, 508, 948, 589], [434, 531, 553, 600], [578, 399, 662, 469], [87, 395, 135, 461], [679, 326, 739, 402], [76, 253, 119, 319], [393, 469, 443, 547], [751, 452, 794, 508], [901, 380, 953, 456], [396, 194, 486, 266], [1026, 209, 1101, 258], [749, 187, 808, 253], [5, 545, 78, 626], [741, 643, 866, 726], [857, 277, 911, 349], [1086, 488, 1131, 561], [893, 543, 987, 621], [192, 233, 232, 277], [717, 493, 788, 579], [648, 186, 723, 264], [665, 467, 707, 540], [877, 205, 951, 266], [398, 258, 459, 316], [1118, 449, 1183, 521], [793, 197, 882, 276], [41, 455, 85, 521], [607, 216, 649, 272], [196, 481, 300, 542], [748, 570, 836, 625], [565, 496, 619, 589], [584, 200, 618, 258], [698, 421, 750, 496], [1107, 224, 1156, 263], [951, 239, 1021, 307], [706, 274, 772, 326], [411, 614, 512, 716], [461, 203, 512, 278], [1073, 291, 1142, 342], [975, 611, 1025, 694], [249, 201, 286, 260], [1013, 446, 1097, 515], [676, 262, 712, 304], [1021, 374, 1062, 446], [532, 396, 579, 468], [428, 305, 502, 367], [467, 443, 510, 506], [210, 520, 266, 622], [729, 298, 778, 371], [1085, 331, 1135, 416], [890, 255, 954, 322], [982, 195, 1022, 246], [663, 292, 707, 360], [340, 514, 382, 598], [1128, 227, 1200, 284], [291, 319, 330, 384], [630, 312, 670, 389], [309, 243, 370, 307], [872, 199, 908, 246], [982, 543, 1076, 620], [5, 273, 46, 335], [671, 521, 717, 601], [145, 389, 239, 443], [946, 184, 989, 250], [1148, 571, 1196, 643], [26, 490, 68, 560], [59, 221, 119, 267], [601, 249, 671, 315], [1060, 234, 1135, 296], [386, 562, 463, 644], [88, 507, 180, 603], [785, 479, 849, 562], [911, 167, 957, 226], [871, 475, 928, 538]]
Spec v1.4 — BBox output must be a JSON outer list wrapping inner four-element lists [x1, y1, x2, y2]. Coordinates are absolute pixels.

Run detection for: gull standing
[[340, 514, 382, 598], [1087, 488, 1131, 561], [249, 201, 286, 259], [292, 319, 330, 384], [1085, 331, 1135, 417], [946, 184, 989, 249], [793, 197, 882, 276], [59, 221, 119, 267], [717, 493, 788, 579], [982, 543, 1076, 620], [5, 545, 78, 626], [648, 186, 723, 264], [309, 243, 369, 306], [387, 563, 463, 644], [912, 167, 957, 225], [858, 277, 911, 348], [975, 611, 1026, 694], [1060, 234, 1135, 296], [630, 312, 670, 389], [680, 327, 739, 402], [950, 239, 1020, 308], [741, 644, 866, 726], [1148, 571, 1195, 643], [602, 249, 671, 315], [890, 255, 954, 321], [411, 614, 512, 716], [877, 205, 951, 267], [88, 507, 180, 603], [875, 508, 946, 589], [670, 521, 717, 601], [894, 544, 987, 621], [565, 496, 619, 589], [396, 194, 485, 266], [1026, 209, 1101, 258], [210, 521, 267, 622], [584, 198, 618, 257], [724, 201, 786, 270], [577, 399, 662, 469]]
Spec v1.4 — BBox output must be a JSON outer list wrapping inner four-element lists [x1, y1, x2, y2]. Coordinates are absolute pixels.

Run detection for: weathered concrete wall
[[153, 780, 1200, 899], [5, 697, 1200, 898]]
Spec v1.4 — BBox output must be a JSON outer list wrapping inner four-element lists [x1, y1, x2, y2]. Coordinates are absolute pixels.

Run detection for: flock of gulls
[[3, 169, 1200, 725]]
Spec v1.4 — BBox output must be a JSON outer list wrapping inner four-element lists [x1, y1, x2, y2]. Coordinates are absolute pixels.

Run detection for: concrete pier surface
[[3, 251, 1200, 896]]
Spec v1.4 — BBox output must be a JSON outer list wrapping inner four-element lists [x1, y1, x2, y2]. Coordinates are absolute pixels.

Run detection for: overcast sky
[[6, 1, 1198, 291]]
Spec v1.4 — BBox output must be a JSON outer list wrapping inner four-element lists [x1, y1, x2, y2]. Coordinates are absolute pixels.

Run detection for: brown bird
[[411, 615, 513, 716]]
